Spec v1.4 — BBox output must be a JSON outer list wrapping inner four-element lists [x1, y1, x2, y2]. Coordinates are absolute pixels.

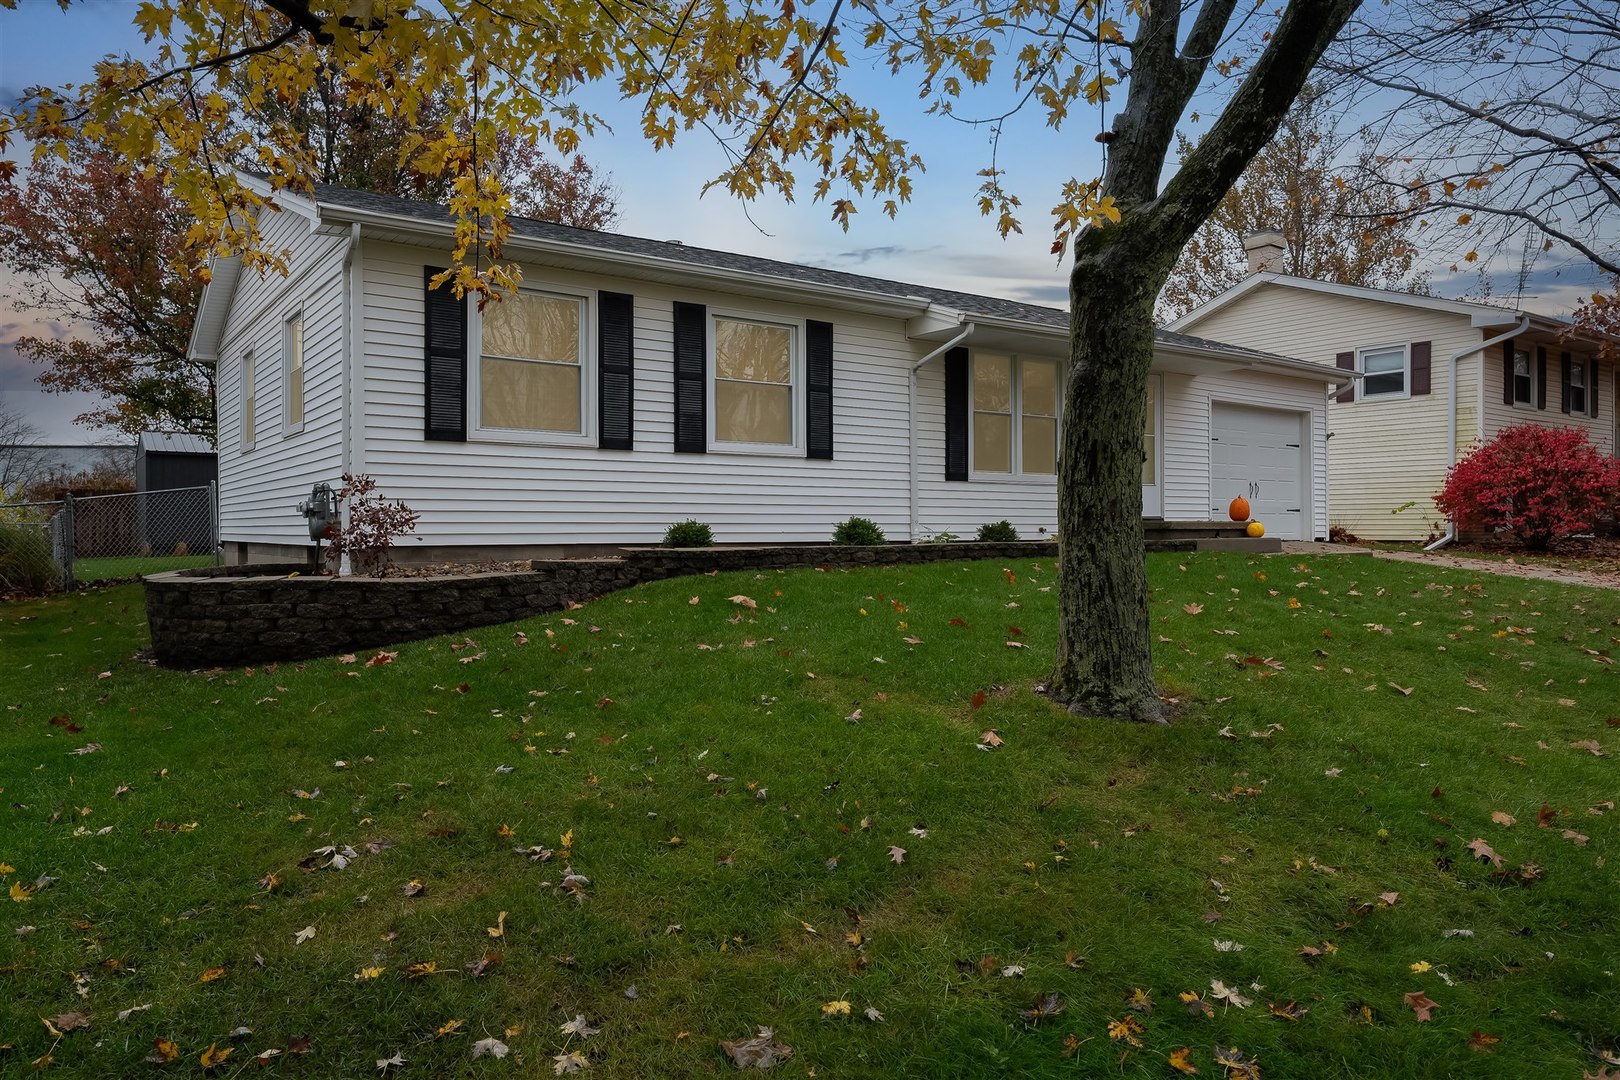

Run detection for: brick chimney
[[1242, 229, 1286, 275]]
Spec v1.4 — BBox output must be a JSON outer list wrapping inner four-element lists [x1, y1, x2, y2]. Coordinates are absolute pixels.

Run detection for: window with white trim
[[283, 309, 305, 434], [972, 353, 1057, 476], [713, 316, 796, 448], [240, 351, 256, 453], [1512, 348, 1534, 407], [1569, 357, 1589, 415], [477, 288, 588, 437], [1359, 344, 1408, 399]]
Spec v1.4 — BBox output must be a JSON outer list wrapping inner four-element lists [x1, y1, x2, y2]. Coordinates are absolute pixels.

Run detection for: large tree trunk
[[1049, 229, 1169, 723]]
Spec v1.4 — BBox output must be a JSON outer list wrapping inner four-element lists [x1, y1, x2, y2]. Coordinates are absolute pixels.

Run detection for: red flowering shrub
[[1435, 424, 1620, 551]]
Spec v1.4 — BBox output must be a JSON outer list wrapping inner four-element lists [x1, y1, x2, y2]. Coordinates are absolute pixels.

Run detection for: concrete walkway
[[1277, 540, 1620, 591]]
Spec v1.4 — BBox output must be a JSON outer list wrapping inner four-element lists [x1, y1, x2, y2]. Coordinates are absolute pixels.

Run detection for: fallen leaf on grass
[[146, 1038, 181, 1065], [820, 1000, 852, 1019], [116, 1003, 152, 1021], [1107, 1015, 1144, 1048], [377, 1052, 407, 1071], [353, 966, 385, 981], [1179, 991, 1213, 1018], [1209, 980, 1252, 1009], [1404, 991, 1440, 1021], [488, 911, 507, 938], [401, 961, 438, 979], [1563, 830, 1591, 846], [977, 729, 1003, 749], [1268, 1001, 1308, 1022], [1378, 891, 1400, 907], [1168, 1047, 1199, 1074], [1467, 838, 1505, 867], [728, 595, 757, 610], [887, 846, 906, 864], [560, 1014, 601, 1038], [1124, 988, 1153, 1014], [1017, 992, 1066, 1023], [1571, 740, 1605, 756], [1491, 811, 1517, 827], [1469, 1030, 1500, 1052], [1538, 804, 1558, 827], [864, 1007, 884, 1022], [366, 651, 397, 667], [401, 880, 425, 897], [293, 925, 316, 944], [719, 1027, 793, 1068], [1213, 1046, 1260, 1079], [472, 1038, 508, 1059], [199, 966, 226, 982], [200, 1043, 233, 1068], [1183, 603, 1204, 615], [45, 1012, 89, 1034]]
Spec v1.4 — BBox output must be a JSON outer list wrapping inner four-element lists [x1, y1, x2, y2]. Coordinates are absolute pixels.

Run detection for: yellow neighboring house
[[1170, 236, 1617, 542]]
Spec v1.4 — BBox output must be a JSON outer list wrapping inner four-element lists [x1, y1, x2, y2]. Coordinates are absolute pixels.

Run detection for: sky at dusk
[[1, 0, 1608, 444]]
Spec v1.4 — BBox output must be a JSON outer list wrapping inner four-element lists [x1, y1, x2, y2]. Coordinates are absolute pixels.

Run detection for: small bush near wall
[[977, 520, 1019, 542], [0, 523, 58, 595], [662, 520, 714, 547], [1435, 424, 1620, 551], [832, 516, 886, 545]]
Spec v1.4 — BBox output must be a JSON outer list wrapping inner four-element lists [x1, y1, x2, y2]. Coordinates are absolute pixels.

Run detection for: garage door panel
[[1210, 403, 1307, 540]]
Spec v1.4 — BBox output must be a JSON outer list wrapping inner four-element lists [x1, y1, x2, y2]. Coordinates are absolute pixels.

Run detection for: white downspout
[[1424, 315, 1531, 551], [339, 222, 363, 575], [908, 322, 975, 541]]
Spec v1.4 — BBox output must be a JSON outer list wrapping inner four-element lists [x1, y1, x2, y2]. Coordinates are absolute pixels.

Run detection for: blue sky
[[1, 0, 1607, 442]]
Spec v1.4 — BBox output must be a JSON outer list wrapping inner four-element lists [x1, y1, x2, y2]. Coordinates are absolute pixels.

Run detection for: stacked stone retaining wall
[[144, 542, 1060, 668]]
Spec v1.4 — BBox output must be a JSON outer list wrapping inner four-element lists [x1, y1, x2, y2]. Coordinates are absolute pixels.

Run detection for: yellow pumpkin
[[1228, 496, 1251, 522], [1246, 521, 1266, 538]]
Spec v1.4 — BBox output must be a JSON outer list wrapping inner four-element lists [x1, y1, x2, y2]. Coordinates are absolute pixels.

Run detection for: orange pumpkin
[[1228, 496, 1251, 522], [1246, 521, 1266, 538]]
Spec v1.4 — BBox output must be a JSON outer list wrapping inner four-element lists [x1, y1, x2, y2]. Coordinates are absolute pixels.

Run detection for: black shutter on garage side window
[[1591, 361, 1600, 418], [673, 301, 707, 454], [597, 291, 634, 450], [1502, 340, 1514, 406], [1410, 341, 1432, 396], [1536, 346, 1547, 409], [1560, 351, 1572, 414], [805, 319, 834, 460], [1334, 351, 1355, 403], [944, 346, 970, 481], [423, 267, 467, 442]]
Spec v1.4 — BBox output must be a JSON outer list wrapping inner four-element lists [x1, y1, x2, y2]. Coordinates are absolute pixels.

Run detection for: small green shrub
[[976, 520, 1019, 542], [662, 519, 714, 547], [0, 522, 59, 595], [831, 516, 886, 545]]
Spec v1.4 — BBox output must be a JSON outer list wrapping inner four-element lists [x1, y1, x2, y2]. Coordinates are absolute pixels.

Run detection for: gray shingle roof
[[309, 182, 1314, 366]]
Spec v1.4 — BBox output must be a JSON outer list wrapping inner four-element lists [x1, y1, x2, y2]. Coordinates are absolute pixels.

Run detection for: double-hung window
[[713, 316, 796, 448], [1512, 348, 1534, 407], [283, 309, 305, 434], [1569, 357, 1589, 415], [1359, 344, 1408, 399], [972, 353, 1057, 476], [240, 351, 256, 453], [477, 288, 588, 438]]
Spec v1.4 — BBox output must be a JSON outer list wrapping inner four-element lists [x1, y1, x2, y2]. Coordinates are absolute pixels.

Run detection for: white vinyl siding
[[215, 202, 348, 548]]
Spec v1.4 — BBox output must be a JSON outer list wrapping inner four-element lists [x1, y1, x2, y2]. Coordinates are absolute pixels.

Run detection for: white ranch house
[[193, 180, 1346, 562], [1171, 245, 1618, 542]]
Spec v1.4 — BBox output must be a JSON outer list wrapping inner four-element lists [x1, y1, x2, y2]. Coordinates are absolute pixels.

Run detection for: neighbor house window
[[283, 309, 305, 434], [972, 354, 1058, 476], [1359, 344, 1408, 398], [713, 316, 795, 447], [478, 288, 586, 435], [240, 351, 256, 452], [1512, 348, 1533, 407], [1569, 357, 1589, 415]]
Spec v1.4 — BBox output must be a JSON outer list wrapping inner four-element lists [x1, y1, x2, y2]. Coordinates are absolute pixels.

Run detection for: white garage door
[[1210, 403, 1307, 540]]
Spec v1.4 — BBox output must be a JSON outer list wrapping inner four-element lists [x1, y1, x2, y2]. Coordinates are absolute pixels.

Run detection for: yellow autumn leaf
[[354, 966, 385, 980], [1169, 1046, 1199, 1074], [1410, 960, 1432, 973], [0, 862, 15, 874], [821, 1000, 852, 1018], [200, 1043, 233, 1068], [10, 881, 33, 902], [149, 1038, 181, 1064], [1107, 1014, 1145, 1047], [435, 1018, 465, 1038], [198, 966, 226, 982]]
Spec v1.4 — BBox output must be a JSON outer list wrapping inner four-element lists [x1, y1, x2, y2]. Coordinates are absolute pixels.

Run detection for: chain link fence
[[0, 484, 218, 592]]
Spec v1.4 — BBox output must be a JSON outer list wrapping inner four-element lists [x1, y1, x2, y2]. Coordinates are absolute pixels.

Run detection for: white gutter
[[1424, 315, 1531, 552], [908, 323, 975, 540]]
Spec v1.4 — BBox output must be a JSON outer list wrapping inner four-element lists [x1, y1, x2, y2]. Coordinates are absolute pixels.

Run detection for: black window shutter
[[423, 267, 467, 441], [673, 301, 707, 454], [944, 347, 969, 481], [1591, 361, 1600, 419], [805, 319, 834, 460], [1501, 340, 1514, 406], [597, 291, 634, 450], [1410, 341, 1432, 396], [1560, 351, 1572, 414], [1536, 346, 1547, 410], [1334, 351, 1355, 403]]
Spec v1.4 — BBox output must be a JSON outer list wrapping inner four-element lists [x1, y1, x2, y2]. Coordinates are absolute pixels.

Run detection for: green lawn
[[2, 554, 1616, 1077], [71, 553, 216, 584]]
